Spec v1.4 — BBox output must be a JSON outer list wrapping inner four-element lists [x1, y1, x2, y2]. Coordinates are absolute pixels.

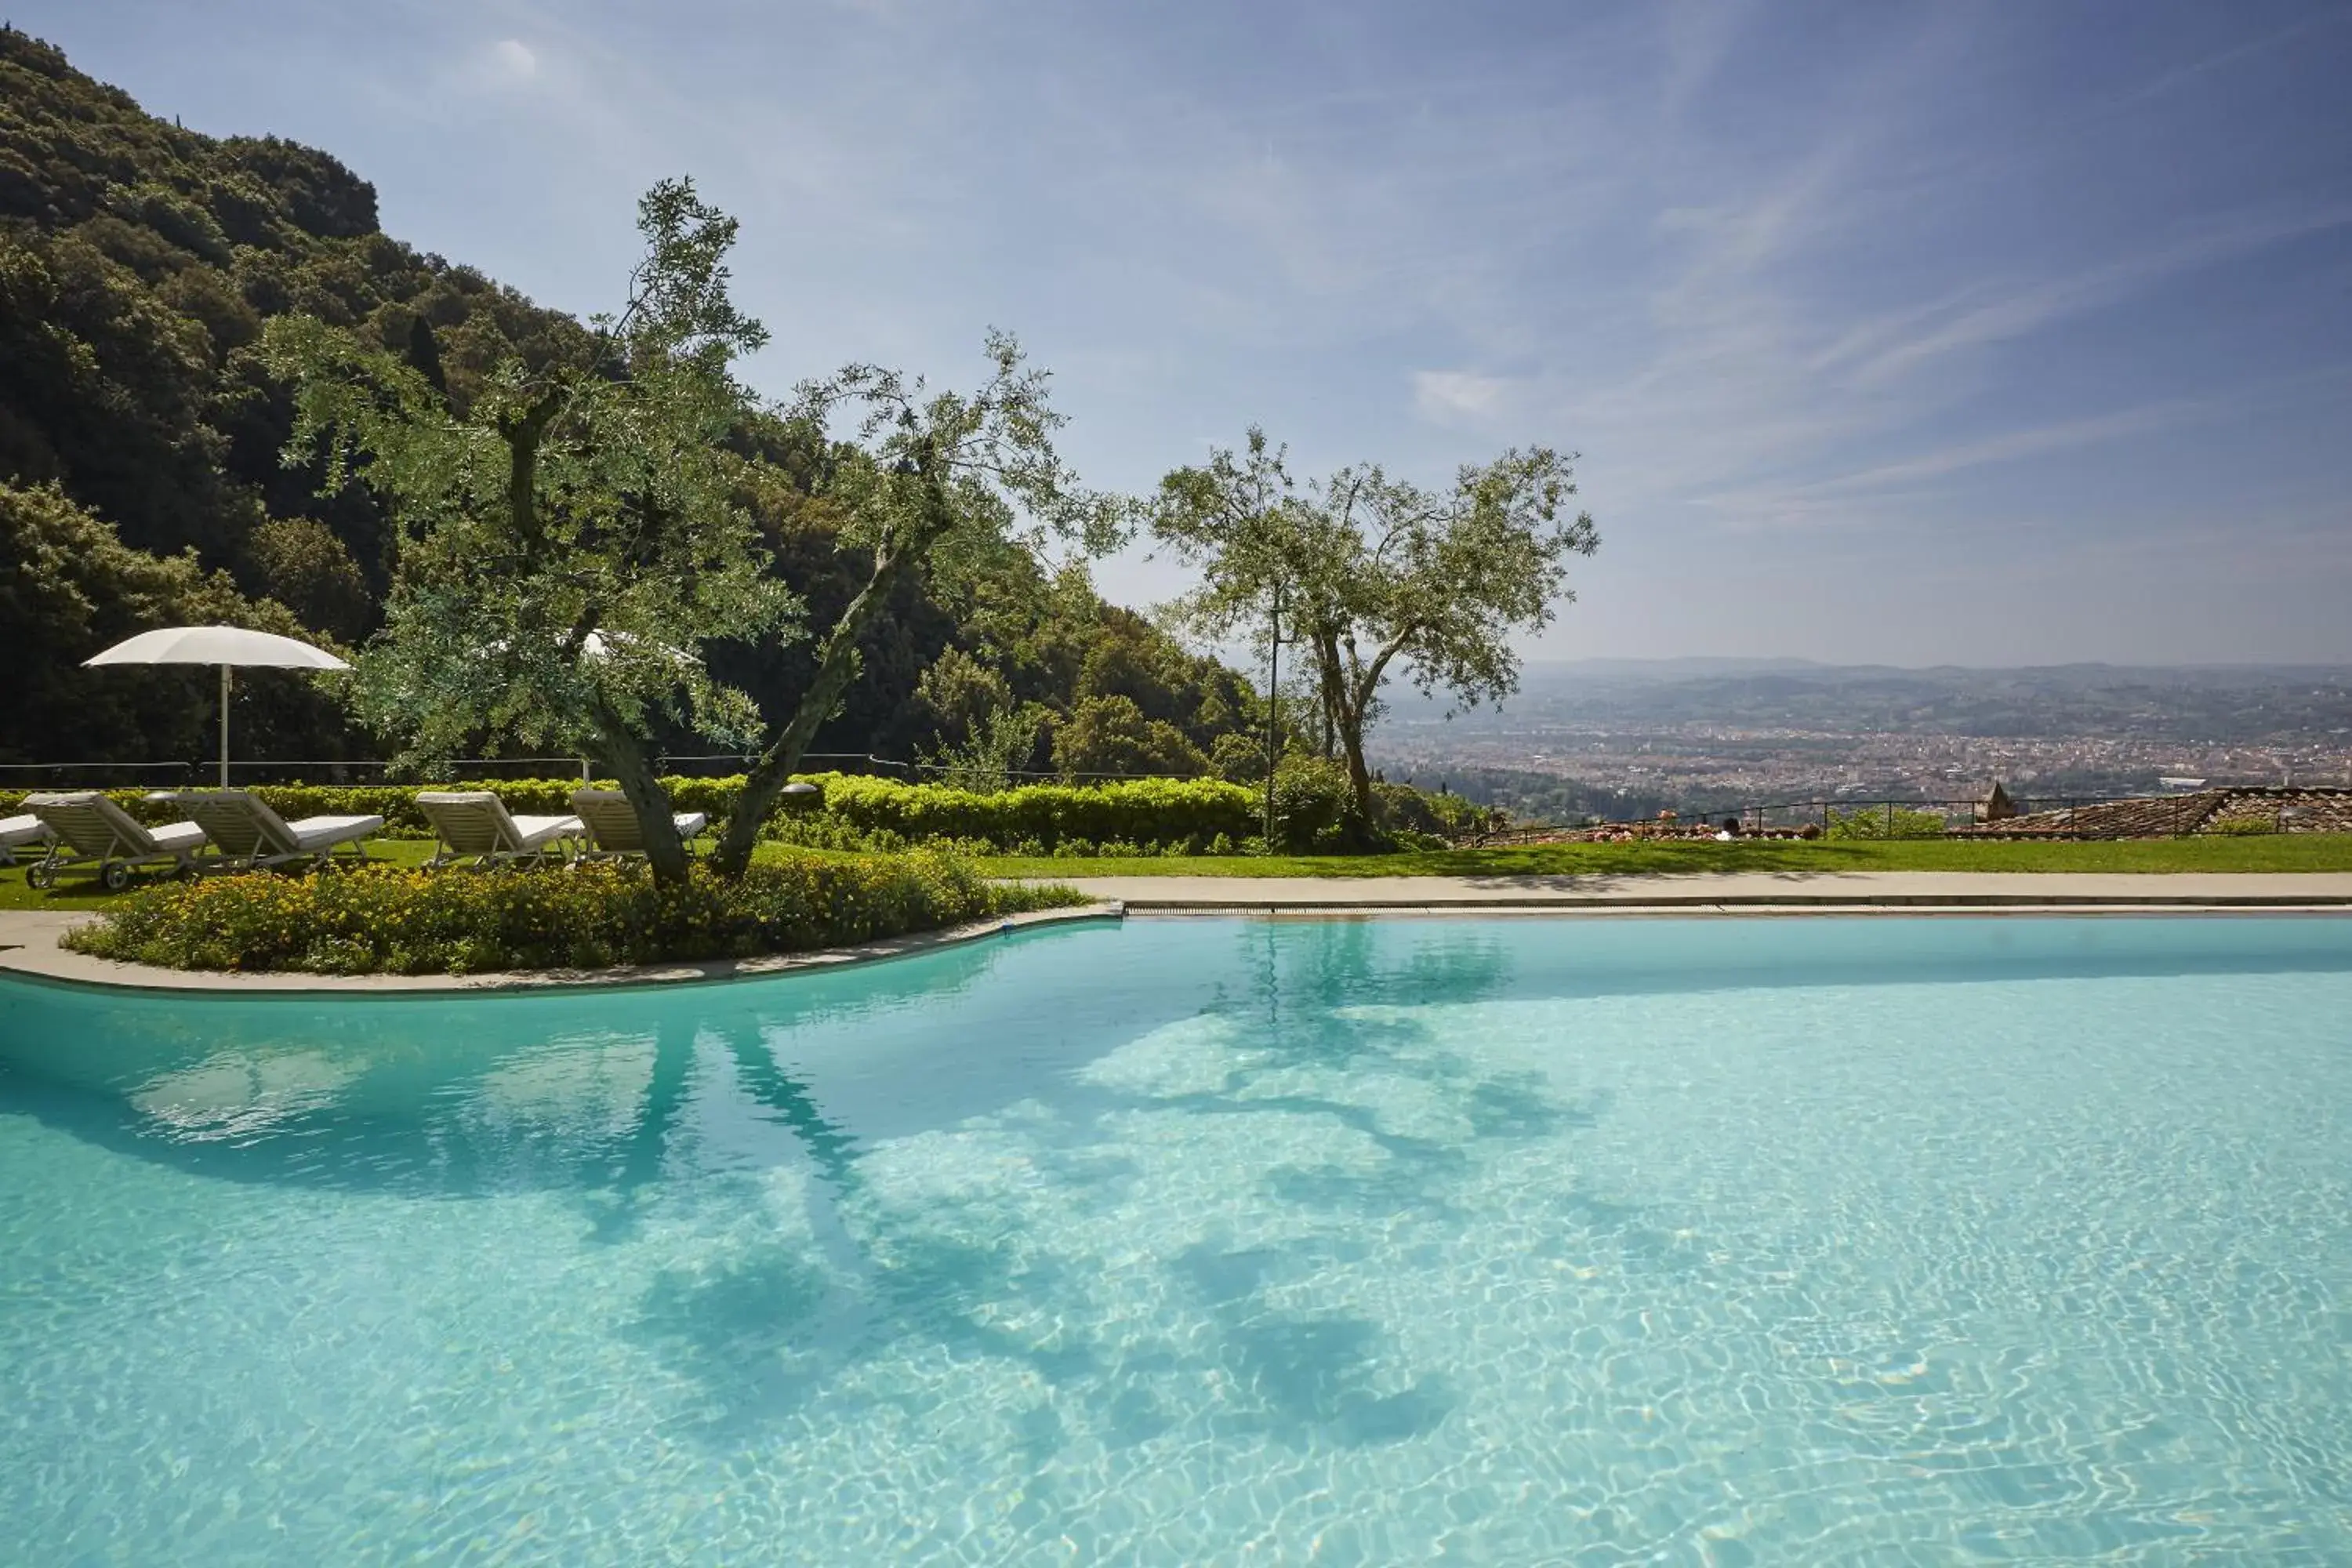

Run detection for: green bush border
[[62, 852, 1090, 975]]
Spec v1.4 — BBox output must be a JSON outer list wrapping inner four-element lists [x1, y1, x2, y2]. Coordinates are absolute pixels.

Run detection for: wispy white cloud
[[1413, 370, 1512, 426], [1657, 0, 1761, 125], [1828, 205, 2352, 387], [486, 38, 535, 82], [2087, 7, 2347, 120], [1749, 400, 2209, 505]]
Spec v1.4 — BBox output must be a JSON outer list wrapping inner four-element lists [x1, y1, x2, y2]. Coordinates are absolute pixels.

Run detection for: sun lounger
[[569, 789, 709, 861], [0, 813, 56, 866], [22, 791, 209, 890], [172, 789, 383, 873], [416, 790, 582, 869]]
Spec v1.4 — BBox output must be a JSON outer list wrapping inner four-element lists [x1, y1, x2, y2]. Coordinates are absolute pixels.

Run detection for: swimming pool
[[2, 916, 2347, 1563]]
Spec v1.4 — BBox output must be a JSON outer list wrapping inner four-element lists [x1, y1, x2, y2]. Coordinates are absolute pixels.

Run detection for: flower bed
[[62, 853, 1089, 975]]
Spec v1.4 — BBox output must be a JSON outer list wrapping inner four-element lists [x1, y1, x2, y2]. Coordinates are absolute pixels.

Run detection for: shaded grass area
[[974, 835, 2352, 879]]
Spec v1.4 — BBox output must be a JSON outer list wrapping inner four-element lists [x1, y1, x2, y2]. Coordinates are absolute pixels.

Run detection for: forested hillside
[[0, 27, 1256, 778]]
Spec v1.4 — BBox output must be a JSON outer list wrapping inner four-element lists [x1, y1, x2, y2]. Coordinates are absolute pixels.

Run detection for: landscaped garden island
[[9, 769, 2352, 978]]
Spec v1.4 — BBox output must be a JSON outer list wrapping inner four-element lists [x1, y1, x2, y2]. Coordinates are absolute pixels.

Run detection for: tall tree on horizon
[[1154, 433, 1598, 836]]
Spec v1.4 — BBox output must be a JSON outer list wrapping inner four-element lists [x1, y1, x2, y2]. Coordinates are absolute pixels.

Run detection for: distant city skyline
[[23, 0, 2352, 664]]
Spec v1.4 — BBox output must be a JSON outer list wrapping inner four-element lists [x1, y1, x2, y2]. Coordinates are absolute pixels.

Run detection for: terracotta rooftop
[[1951, 786, 2352, 840]]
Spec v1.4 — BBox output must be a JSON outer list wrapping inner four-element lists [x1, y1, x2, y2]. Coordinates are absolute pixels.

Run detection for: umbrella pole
[[220, 665, 231, 789]]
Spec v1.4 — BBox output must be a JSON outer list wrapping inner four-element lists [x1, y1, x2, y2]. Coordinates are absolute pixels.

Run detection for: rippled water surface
[[3, 916, 2350, 1565]]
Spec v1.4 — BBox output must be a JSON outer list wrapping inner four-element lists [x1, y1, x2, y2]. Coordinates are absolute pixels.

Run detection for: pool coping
[[0, 902, 1127, 996], [1024, 871, 2352, 912], [1131, 903, 2352, 917]]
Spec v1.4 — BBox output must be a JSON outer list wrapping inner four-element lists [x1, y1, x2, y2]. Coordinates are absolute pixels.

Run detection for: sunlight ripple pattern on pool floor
[[2, 916, 2349, 1564]]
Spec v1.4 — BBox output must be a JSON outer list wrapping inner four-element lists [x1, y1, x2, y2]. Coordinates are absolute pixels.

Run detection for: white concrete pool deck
[[1028, 870, 2352, 912], [3, 873, 2348, 993]]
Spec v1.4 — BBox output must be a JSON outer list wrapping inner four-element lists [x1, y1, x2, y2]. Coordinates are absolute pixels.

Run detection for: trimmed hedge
[[779, 767, 1499, 853], [62, 853, 1091, 975], [781, 774, 1258, 852]]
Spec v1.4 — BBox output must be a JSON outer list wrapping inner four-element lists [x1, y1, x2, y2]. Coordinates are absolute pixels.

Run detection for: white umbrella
[[85, 625, 350, 788]]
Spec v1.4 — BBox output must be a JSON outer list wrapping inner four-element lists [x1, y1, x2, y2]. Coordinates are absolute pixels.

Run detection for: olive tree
[[263, 178, 789, 884], [1154, 433, 1597, 833], [706, 333, 1120, 875]]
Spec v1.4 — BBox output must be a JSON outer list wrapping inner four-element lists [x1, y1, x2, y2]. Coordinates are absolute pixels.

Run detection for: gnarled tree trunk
[[708, 546, 909, 877], [590, 699, 690, 884]]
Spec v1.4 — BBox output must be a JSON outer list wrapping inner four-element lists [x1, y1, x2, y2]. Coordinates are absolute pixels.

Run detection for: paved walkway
[[1025, 871, 2352, 911]]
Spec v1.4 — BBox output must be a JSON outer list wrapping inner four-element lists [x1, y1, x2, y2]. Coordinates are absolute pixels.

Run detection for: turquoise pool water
[[2, 916, 2349, 1564]]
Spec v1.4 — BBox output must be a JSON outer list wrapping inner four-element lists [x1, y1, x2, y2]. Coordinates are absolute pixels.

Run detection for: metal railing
[[0, 752, 916, 788], [0, 750, 1221, 790]]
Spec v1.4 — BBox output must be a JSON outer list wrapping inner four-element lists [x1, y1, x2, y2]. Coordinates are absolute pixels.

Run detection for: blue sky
[[26, 0, 2352, 664]]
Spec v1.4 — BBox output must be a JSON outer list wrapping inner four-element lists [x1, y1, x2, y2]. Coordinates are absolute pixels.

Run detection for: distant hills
[[1521, 658, 2352, 689], [1481, 661, 2352, 742]]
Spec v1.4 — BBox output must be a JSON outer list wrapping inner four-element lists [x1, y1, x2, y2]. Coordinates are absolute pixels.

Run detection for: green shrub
[[1267, 756, 1352, 851], [63, 855, 1091, 975], [1375, 780, 1501, 842], [1824, 807, 1948, 840], [2206, 814, 2278, 836], [1261, 757, 1494, 851]]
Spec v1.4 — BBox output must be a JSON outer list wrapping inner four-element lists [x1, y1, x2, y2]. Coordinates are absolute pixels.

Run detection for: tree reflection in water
[[0, 917, 1648, 1454]]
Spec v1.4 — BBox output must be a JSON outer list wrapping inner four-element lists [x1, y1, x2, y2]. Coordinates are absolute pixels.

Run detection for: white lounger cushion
[[174, 791, 381, 860], [416, 791, 580, 856], [0, 814, 54, 848], [570, 789, 706, 853], [24, 792, 208, 860], [285, 814, 383, 850], [146, 821, 210, 853], [508, 815, 580, 848]]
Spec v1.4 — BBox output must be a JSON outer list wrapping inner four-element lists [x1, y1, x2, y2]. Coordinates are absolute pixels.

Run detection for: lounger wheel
[[26, 863, 54, 890], [102, 862, 131, 892]]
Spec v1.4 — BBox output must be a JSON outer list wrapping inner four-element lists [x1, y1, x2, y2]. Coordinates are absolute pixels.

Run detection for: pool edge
[[0, 901, 1127, 1000]]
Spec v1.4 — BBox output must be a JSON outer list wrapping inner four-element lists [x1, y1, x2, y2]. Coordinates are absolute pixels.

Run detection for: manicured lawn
[[0, 838, 430, 910], [9, 833, 2352, 913], [974, 835, 2352, 878]]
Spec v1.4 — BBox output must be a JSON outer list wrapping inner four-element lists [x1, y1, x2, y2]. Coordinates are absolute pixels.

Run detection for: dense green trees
[[0, 481, 353, 768]]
